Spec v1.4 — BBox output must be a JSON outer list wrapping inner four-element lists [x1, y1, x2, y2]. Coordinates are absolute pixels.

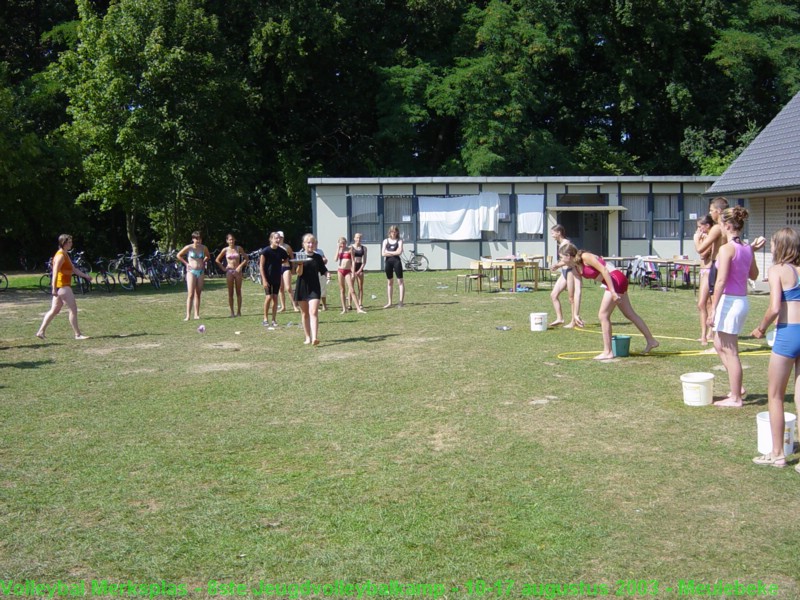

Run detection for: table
[[489, 257, 544, 291], [602, 256, 636, 282], [671, 259, 702, 294]]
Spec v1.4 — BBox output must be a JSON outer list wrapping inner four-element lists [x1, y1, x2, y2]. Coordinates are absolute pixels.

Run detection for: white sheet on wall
[[517, 194, 544, 234], [418, 192, 500, 240]]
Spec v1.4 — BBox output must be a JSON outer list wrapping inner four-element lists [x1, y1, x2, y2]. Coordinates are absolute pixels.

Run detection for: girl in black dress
[[294, 234, 327, 345]]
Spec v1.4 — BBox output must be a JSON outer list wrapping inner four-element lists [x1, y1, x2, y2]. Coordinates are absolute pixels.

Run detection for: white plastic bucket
[[756, 412, 797, 456], [530, 312, 548, 332], [680, 372, 714, 406]]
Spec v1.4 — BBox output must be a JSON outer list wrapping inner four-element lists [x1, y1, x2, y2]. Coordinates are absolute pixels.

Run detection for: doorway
[[557, 211, 607, 256]]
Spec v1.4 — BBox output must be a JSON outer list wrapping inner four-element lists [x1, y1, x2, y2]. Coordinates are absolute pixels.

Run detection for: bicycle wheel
[[0, 272, 8, 291], [148, 268, 161, 289], [94, 272, 116, 292], [73, 275, 91, 294], [410, 255, 429, 272], [40, 273, 52, 294], [118, 270, 136, 291]]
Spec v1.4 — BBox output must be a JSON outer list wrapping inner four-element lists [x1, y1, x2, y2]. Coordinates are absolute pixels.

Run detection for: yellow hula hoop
[[556, 326, 771, 360]]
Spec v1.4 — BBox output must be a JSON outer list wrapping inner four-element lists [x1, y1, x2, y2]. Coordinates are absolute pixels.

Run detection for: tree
[[58, 0, 254, 254]]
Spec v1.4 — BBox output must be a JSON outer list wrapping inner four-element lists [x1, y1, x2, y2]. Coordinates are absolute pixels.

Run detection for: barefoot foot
[[643, 340, 660, 354], [383, 303, 392, 309], [35, 331, 46, 340], [593, 353, 615, 360], [549, 319, 564, 327], [714, 397, 743, 407]]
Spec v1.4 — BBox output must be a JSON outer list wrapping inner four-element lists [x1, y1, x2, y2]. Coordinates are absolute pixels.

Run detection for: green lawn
[[1, 271, 797, 598]]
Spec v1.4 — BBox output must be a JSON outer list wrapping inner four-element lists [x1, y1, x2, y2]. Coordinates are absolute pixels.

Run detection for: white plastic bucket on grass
[[530, 312, 548, 332], [756, 412, 797, 456], [680, 372, 714, 406]]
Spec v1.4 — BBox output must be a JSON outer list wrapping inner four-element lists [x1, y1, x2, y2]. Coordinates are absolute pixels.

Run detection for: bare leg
[[185, 273, 197, 320], [763, 353, 796, 458], [566, 271, 583, 327], [616, 294, 659, 353], [226, 272, 236, 316], [193, 276, 204, 319], [283, 269, 298, 311], [384, 279, 394, 308], [270, 294, 278, 322], [713, 331, 743, 407], [339, 276, 347, 314], [355, 273, 364, 306], [594, 292, 615, 360], [308, 298, 320, 344], [697, 272, 710, 344], [346, 273, 364, 312], [299, 300, 311, 343], [61, 287, 84, 336], [550, 275, 567, 325], [397, 278, 405, 306], [37, 292, 65, 337], [234, 273, 243, 316]]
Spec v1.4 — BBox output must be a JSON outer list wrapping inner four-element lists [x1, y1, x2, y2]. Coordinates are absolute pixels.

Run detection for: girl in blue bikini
[[751, 228, 800, 469], [177, 231, 210, 320]]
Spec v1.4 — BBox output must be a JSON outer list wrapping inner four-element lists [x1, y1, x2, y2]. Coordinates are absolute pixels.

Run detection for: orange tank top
[[54, 249, 73, 288]]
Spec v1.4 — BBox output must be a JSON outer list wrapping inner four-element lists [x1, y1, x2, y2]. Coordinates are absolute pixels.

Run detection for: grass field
[[1, 270, 797, 599]]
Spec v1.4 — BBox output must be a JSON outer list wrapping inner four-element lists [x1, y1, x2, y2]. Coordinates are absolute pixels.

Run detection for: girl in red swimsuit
[[336, 237, 366, 314], [561, 244, 659, 360]]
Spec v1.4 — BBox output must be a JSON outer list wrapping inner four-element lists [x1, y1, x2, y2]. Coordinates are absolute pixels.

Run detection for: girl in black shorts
[[260, 232, 289, 327], [381, 225, 404, 308]]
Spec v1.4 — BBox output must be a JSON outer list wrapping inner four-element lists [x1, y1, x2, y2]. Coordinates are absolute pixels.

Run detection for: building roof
[[308, 175, 716, 185], [707, 91, 800, 198]]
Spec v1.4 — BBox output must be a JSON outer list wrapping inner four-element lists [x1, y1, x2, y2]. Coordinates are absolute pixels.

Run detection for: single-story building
[[308, 176, 717, 270], [706, 90, 800, 280]]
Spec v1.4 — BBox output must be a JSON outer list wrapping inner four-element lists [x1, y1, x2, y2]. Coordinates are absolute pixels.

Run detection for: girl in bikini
[[336, 237, 366, 314], [351, 232, 367, 308], [561, 244, 659, 360], [216, 233, 248, 317], [694, 215, 715, 345], [177, 231, 209, 320], [548, 225, 583, 328], [276, 231, 299, 312], [751, 228, 800, 468]]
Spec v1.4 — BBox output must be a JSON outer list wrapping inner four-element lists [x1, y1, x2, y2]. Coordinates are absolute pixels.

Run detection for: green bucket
[[612, 335, 631, 357]]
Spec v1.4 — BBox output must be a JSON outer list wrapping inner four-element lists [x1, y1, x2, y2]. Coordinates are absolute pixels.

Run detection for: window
[[653, 194, 680, 238], [620, 194, 647, 239], [482, 194, 512, 241], [385, 195, 414, 242], [682, 194, 707, 239], [350, 195, 380, 242]]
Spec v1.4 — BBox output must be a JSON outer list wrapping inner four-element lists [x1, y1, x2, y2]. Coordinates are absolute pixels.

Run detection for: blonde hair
[[720, 205, 749, 233], [388, 225, 399, 238], [302, 233, 317, 244], [771, 227, 800, 266]]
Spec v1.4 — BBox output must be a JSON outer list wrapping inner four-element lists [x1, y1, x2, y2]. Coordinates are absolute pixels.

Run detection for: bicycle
[[246, 249, 263, 284], [0, 271, 8, 291], [401, 250, 429, 272], [93, 258, 117, 292]]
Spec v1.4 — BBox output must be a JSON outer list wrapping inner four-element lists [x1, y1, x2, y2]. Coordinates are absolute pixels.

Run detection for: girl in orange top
[[36, 234, 92, 340]]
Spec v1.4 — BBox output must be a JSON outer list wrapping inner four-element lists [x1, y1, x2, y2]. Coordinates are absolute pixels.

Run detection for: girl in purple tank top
[[708, 206, 759, 407]]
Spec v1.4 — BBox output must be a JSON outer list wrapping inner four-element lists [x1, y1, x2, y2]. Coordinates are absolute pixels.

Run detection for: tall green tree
[[58, 0, 254, 253]]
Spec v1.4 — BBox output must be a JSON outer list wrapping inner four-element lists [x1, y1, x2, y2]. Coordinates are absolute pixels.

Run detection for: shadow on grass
[[0, 359, 55, 369], [324, 333, 401, 346]]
